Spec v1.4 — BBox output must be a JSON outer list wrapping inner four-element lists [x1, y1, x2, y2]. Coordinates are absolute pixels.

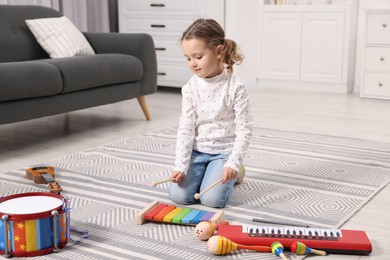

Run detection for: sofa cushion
[[40, 53, 143, 93], [25, 16, 95, 58], [0, 61, 62, 102]]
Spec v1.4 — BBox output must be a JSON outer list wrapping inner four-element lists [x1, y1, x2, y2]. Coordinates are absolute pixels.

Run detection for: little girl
[[168, 18, 253, 208]]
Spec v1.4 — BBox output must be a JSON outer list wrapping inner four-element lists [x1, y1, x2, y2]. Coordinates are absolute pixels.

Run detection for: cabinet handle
[[380, 57, 385, 61], [378, 82, 383, 87], [150, 3, 165, 7], [383, 23, 387, 28], [151, 24, 166, 28], [158, 72, 166, 76], [155, 47, 166, 51]]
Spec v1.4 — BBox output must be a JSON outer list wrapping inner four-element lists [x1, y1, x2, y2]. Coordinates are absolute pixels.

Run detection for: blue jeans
[[168, 150, 235, 208]]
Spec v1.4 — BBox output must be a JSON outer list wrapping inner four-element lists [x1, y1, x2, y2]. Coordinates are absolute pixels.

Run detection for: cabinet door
[[259, 13, 302, 80], [300, 13, 344, 83]]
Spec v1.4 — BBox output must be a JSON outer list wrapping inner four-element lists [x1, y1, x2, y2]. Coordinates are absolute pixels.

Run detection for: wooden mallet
[[194, 178, 223, 199], [151, 178, 173, 187]]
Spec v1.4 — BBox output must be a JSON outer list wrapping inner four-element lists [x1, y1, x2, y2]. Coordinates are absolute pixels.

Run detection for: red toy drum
[[0, 192, 68, 257]]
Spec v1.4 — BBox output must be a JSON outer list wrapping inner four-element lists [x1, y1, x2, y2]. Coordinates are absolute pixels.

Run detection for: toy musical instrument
[[0, 192, 68, 257], [271, 241, 287, 260], [207, 235, 270, 255], [291, 241, 327, 256], [26, 166, 62, 193], [195, 220, 229, 240], [151, 178, 173, 187], [194, 178, 222, 199], [217, 224, 372, 255], [136, 201, 224, 225]]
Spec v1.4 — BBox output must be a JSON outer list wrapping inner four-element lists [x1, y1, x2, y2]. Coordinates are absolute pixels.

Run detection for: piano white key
[[336, 229, 343, 237], [265, 226, 273, 234], [287, 227, 296, 235], [300, 228, 306, 236], [281, 226, 290, 234], [320, 229, 328, 236]]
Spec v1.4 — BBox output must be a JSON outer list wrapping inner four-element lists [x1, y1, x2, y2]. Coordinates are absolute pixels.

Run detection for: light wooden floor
[[0, 87, 389, 259]]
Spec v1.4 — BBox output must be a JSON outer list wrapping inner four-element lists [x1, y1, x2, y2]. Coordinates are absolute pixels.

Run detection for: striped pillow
[[26, 16, 95, 58]]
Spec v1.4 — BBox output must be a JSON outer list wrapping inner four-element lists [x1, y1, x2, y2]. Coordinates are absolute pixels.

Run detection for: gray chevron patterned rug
[[1, 127, 390, 259]]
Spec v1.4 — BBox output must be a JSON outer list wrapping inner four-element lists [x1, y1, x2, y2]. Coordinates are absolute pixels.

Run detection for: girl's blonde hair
[[180, 18, 244, 75]]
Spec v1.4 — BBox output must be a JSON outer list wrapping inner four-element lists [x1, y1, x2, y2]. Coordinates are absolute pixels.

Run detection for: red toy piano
[[217, 225, 372, 255]]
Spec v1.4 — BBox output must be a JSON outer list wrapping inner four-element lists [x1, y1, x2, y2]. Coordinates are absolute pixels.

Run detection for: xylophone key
[[181, 210, 200, 224], [163, 207, 184, 222], [200, 212, 215, 222], [172, 208, 191, 223], [153, 205, 176, 221], [144, 204, 167, 220], [190, 211, 208, 224]]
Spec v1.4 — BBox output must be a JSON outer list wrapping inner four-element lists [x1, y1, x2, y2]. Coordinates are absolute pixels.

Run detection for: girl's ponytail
[[222, 39, 244, 75]]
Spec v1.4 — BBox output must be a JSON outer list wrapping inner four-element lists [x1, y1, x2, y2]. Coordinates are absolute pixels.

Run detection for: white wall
[[1, 0, 111, 33], [0, 0, 59, 9], [225, 0, 259, 88], [62, 0, 110, 32]]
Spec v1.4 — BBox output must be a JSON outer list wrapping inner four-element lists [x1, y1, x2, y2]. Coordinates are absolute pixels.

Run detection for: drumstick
[[151, 178, 173, 187], [194, 178, 223, 199]]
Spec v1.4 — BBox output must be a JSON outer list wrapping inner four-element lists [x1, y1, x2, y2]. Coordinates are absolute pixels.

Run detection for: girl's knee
[[169, 185, 195, 205], [200, 195, 227, 208], [170, 194, 194, 205]]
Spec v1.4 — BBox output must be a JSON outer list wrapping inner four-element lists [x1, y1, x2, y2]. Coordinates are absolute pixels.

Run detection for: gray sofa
[[0, 5, 157, 124]]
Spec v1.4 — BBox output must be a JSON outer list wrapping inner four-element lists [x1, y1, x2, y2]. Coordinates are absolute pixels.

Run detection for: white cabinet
[[258, 1, 357, 93], [300, 13, 344, 83], [260, 13, 302, 80], [360, 11, 390, 99], [118, 0, 224, 88]]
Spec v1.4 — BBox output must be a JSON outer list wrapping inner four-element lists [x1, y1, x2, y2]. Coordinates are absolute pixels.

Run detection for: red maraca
[[291, 241, 327, 256], [207, 235, 270, 255]]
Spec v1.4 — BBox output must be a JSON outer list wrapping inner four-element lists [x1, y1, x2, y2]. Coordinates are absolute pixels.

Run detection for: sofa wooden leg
[[137, 96, 151, 120], [63, 113, 70, 133]]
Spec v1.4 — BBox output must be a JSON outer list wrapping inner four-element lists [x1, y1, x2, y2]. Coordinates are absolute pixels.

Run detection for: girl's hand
[[222, 167, 238, 184], [170, 171, 185, 183]]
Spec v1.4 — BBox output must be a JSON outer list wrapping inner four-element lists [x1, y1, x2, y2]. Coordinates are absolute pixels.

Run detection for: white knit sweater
[[174, 68, 253, 174]]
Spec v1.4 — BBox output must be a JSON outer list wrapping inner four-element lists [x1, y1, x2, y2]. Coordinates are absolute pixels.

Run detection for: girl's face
[[181, 38, 224, 78]]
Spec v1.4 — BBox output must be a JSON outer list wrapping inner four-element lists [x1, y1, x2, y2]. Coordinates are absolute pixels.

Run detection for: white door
[[300, 13, 345, 83], [259, 12, 302, 80]]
